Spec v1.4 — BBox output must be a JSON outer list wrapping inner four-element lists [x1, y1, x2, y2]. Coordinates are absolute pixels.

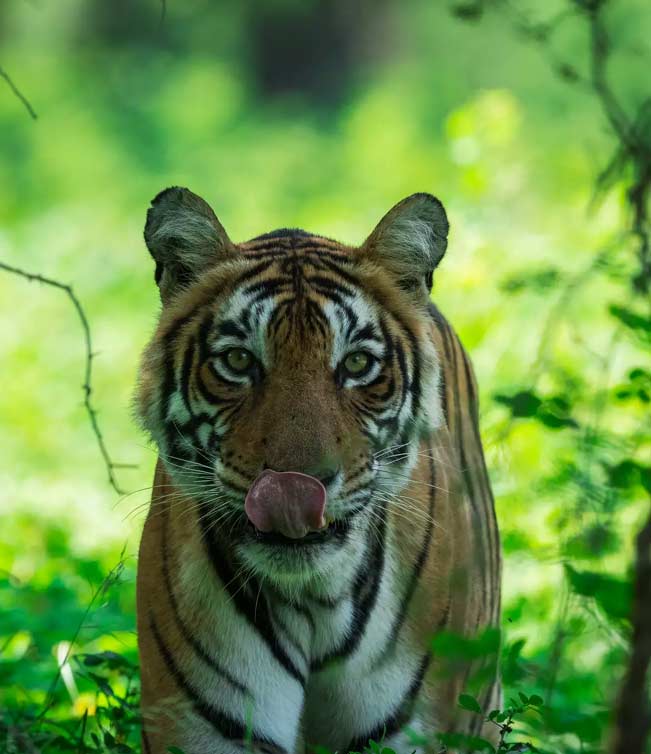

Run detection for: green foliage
[[564, 564, 631, 622], [2, 0, 650, 752]]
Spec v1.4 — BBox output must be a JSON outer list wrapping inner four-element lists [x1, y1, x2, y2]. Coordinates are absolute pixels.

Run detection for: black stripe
[[345, 652, 431, 752], [368, 374, 396, 401], [198, 513, 307, 686], [218, 319, 249, 339], [375, 444, 437, 665], [345, 461, 372, 486], [245, 228, 311, 244], [428, 305, 450, 426], [445, 323, 490, 608], [404, 326, 422, 420], [243, 277, 292, 297], [309, 284, 351, 310], [180, 336, 195, 411], [197, 310, 215, 364], [161, 511, 250, 695], [233, 258, 276, 284], [195, 365, 225, 405], [460, 346, 501, 623], [311, 507, 388, 671], [317, 255, 362, 287], [306, 274, 355, 295], [304, 298, 329, 339], [394, 339, 410, 416], [351, 323, 383, 344], [148, 611, 286, 752], [269, 608, 309, 665], [141, 728, 151, 754]]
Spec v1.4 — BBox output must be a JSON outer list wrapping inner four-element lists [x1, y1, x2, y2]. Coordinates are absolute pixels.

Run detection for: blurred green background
[[1, 1, 650, 751]]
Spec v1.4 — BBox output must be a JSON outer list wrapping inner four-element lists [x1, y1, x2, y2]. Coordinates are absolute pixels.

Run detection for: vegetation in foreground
[[1, 0, 650, 752]]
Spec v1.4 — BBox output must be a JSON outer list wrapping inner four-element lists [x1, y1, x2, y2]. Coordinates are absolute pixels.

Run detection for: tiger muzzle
[[244, 469, 328, 540]]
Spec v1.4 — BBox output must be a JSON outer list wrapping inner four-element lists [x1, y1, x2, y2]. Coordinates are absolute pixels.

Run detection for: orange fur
[[135, 192, 500, 753]]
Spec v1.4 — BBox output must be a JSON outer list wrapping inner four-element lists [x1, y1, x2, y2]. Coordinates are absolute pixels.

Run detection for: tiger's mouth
[[244, 516, 351, 547]]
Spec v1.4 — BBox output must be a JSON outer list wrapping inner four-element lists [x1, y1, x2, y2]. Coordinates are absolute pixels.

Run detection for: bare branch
[[0, 260, 134, 494], [0, 64, 37, 120]]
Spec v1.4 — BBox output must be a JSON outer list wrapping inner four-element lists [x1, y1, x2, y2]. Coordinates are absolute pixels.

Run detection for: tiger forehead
[[234, 232, 357, 302], [239, 228, 349, 255], [224, 240, 368, 348]]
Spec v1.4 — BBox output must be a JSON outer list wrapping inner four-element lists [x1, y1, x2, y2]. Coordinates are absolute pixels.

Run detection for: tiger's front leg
[[137, 502, 308, 754]]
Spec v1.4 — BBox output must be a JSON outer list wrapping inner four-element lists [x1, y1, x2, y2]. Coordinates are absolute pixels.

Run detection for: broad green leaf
[[565, 565, 631, 621], [494, 390, 542, 417], [458, 693, 482, 713]]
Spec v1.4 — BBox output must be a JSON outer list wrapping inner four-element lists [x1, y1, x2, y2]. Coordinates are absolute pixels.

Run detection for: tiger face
[[136, 188, 449, 588]]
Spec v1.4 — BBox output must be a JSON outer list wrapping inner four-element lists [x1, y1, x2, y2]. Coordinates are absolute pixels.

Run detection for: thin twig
[[0, 64, 37, 120], [0, 260, 134, 494]]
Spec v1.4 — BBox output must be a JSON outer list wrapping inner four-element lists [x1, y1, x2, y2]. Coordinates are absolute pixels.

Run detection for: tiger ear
[[144, 186, 235, 302], [361, 193, 449, 298]]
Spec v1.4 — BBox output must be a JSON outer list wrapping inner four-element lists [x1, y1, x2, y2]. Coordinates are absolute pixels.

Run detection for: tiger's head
[[136, 188, 448, 588]]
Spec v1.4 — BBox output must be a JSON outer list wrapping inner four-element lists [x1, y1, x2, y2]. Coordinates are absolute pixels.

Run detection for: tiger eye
[[225, 348, 253, 372], [344, 351, 370, 375]]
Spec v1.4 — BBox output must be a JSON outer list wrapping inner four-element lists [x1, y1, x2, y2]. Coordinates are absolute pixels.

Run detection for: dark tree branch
[[611, 502, 651, 754], [484, 0, 651, 294], [585, 3, 651, 294], [587, 5, 633, 146], [0, 64, 37, 120], [0, 260, 133, 494]]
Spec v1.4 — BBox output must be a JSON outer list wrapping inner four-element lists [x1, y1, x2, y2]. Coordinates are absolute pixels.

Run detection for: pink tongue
[[245, 470, 327, 540]]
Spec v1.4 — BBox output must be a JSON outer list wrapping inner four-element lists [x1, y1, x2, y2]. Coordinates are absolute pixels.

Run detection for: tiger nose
[[262, 463, 340, 488]]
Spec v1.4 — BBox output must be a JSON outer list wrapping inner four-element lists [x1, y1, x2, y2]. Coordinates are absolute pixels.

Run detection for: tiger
[[135, 187, 501, 754]]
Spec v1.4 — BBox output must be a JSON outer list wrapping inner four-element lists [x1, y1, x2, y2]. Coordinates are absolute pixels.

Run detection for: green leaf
[[437, 731, 495, 752], [518, 691, 529, 705], [500, 267, 560, 294], [565, 564, 631, 621], [543, 705, 604, 742], [537, 396, 578, 430], [501, 638, 527, 685], [606, 460, 642, 489], [82, 654, 103, 667], [528, 694, 544, 706], [431, 627, 501, 660], [167, 748, 186, 754], [609, 304, 651, 334], [458, 693, 482, 713], [494, 390, 542, 418], [563, 523, 619, 559], [641, 467, 651, 494], [451, 3, 484, 21]]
